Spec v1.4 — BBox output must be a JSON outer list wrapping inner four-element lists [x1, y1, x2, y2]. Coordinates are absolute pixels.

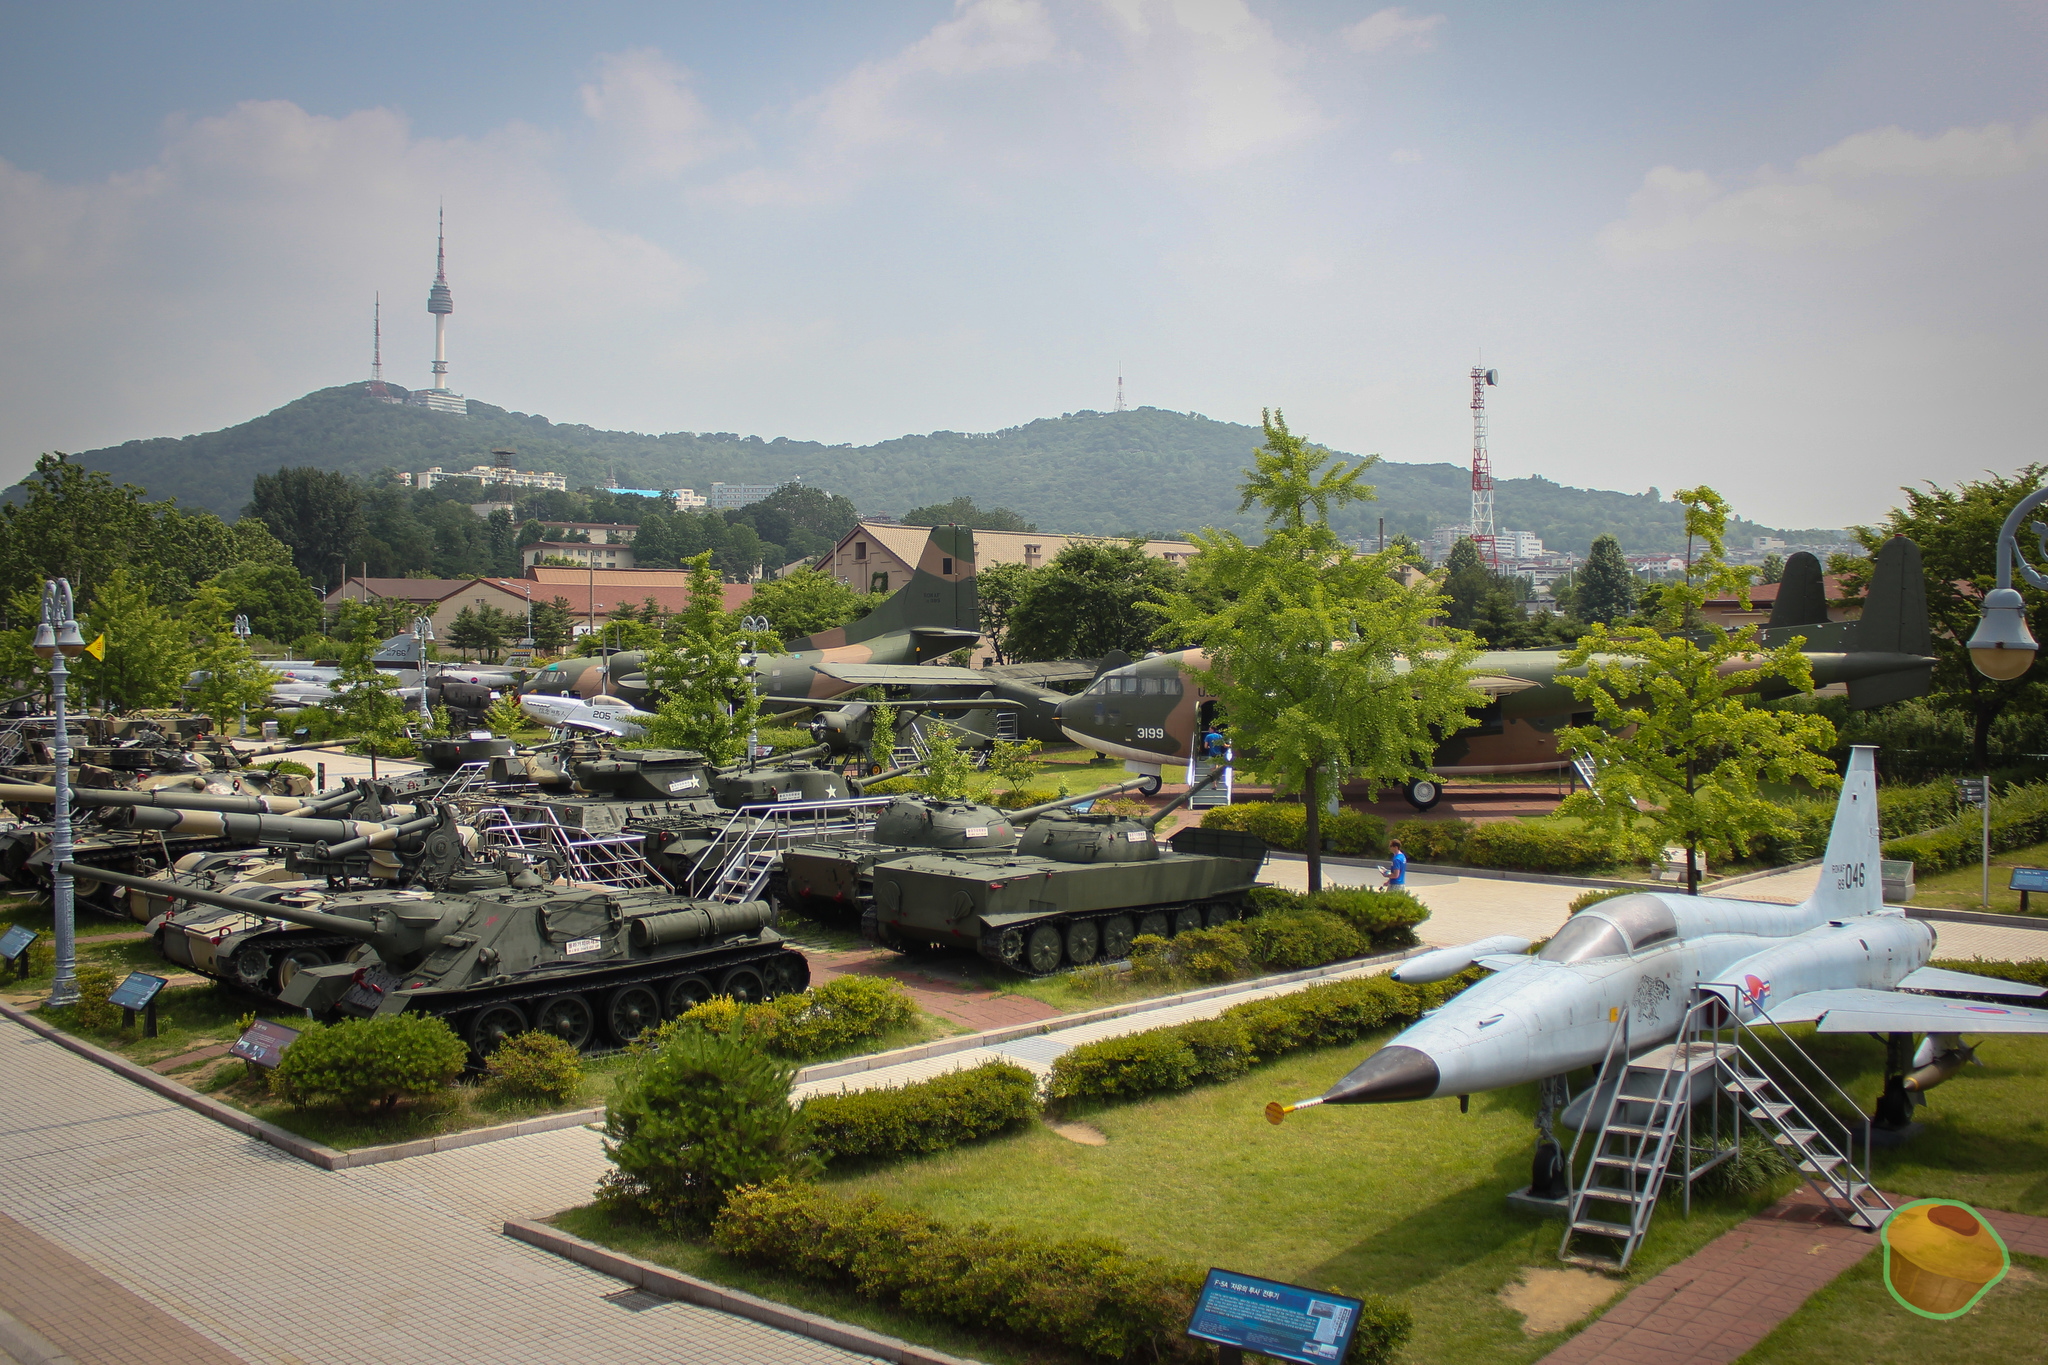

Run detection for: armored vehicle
[[867, 771, 1267, 974], [781, 775, 1159, 921], [74, 859, 809, 1056]]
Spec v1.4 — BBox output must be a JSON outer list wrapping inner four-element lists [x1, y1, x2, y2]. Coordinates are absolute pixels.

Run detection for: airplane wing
[[1894, 965, 2048, 1000], [1468, 674, 1543, 696], [987, 660, 1096, 685], [1763, 987, 2048, 1033], [811, 664, 989, 686]]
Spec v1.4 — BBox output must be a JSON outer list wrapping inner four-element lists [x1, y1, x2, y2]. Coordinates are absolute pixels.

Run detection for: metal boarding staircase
[[1559, 991, 1889, 1272], [467, 805, 672, 890], [435, 761, 493, 798], [683, 796, 895, 903]]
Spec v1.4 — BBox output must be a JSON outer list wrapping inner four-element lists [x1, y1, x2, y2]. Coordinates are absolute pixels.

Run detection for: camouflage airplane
[[1050, 539, 1937, 809], [519, 526, 982, 709]]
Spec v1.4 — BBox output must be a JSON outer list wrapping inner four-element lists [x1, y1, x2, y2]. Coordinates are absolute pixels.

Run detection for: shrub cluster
[[1885, 781, 2048, 876], [1670, 1131, 1789, 1198], [641, 976, 919, 1060], [713, 1179, 1214, 1363], [802, 1062, 1039, 1165], [1200, 802, 1388, 855], [1461, 822, 1626, 874], [69, 961, 122, 1031], [1047, 970, 1478, 1104], [1125, 889, 1430, 988], [269, 1014, 468, 1112], [484, 1030, 585, 1104], [1389, 818, 1471, 862], [1304, 887, 1430, 943]]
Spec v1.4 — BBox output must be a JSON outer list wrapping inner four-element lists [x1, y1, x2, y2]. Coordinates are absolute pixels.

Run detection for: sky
[[2, 0, 2043, 529]]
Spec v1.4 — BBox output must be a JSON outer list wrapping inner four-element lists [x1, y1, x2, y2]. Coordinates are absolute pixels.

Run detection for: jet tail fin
[[788, 526, 979, 656], [1766, 553, 1828, 628], [1807, 745, 1883, 919], [1846, 536, 1933, 708]]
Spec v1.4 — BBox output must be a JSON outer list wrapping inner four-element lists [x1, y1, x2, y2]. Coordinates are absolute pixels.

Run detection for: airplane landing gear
[[1403, 778, 1443, 811]]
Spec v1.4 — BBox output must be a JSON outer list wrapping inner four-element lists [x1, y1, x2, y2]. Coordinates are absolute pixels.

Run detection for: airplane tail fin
[[1807, 745, 1883, 919], [788, 526, 980, 657], [1846, 536, 1932, 707], [1766, 553, 1828, 628]]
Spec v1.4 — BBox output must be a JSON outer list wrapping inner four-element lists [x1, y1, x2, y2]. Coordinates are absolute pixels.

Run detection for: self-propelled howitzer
[[867, 769, 1266, 974], [67, 860, 809, 1056]]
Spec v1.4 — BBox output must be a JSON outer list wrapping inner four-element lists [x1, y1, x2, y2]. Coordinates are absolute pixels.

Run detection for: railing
[[1716, 988, 1876, 1191], [1563, 1009, 1630, 1203], [682, 796, 894, 898]]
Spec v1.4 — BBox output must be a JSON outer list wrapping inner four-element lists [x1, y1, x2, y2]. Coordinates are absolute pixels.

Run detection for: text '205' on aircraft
[[1053, 538, 1937, 808], [517, 693, 658, 739], [517, 526, 981, 711]]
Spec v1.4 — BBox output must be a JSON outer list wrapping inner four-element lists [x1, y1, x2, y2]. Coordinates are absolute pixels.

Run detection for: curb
[[1910, 905, 2048, 932], [1266, 849, 1669, 893], [502, 1218, 984, 1365]]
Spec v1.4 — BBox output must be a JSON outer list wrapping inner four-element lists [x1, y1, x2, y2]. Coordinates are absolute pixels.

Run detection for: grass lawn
[[1738, 1251, 2047, 1363], [1907, 839, 2048, 916]]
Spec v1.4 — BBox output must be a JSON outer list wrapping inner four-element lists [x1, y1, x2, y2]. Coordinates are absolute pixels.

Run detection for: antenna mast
[[368, 293, 388, 399], [1115, 365, 1126, 413], [1470, 365, 1498, 572]]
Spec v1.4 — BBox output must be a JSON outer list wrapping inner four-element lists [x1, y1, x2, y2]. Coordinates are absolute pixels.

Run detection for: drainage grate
[[602, 1288, 669, 1312]]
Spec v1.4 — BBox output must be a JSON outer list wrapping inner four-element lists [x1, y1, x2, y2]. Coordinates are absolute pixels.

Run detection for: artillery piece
[[866, 768, 1267, 974], [68, 859, 809, 1057]]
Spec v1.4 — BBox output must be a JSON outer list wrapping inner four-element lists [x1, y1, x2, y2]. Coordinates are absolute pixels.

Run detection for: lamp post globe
[[1968, 586, 2038, 681]]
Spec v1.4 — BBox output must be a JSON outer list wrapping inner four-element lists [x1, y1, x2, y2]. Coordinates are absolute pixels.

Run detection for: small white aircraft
[[518, 692, 657, 739]]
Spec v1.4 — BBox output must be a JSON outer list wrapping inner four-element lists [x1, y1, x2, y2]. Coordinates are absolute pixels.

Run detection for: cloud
[[1390, 147, 1424, 164], [1094, 0, 1328, 171], [805, 0, 1060, 147], [1599, 117, 2048, 258], [1340, 7, 1444, 55], [579, 49, 747, 180]]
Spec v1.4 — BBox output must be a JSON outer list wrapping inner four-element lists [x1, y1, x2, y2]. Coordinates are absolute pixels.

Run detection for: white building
[[709, 480, 784, 510], [405, 465, 569, 492], [611, 487, 709, 509]]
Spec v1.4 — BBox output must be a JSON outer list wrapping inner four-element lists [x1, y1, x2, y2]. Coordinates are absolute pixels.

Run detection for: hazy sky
[[3, 1, 2042, 527]]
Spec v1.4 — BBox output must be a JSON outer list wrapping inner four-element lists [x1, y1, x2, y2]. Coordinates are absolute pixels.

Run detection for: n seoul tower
[[411, 207, 466, 414]]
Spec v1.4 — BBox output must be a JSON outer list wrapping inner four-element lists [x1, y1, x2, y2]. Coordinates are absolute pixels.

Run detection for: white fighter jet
[[1276, 746, 2048, 1117], [517, 692, 657, 739]]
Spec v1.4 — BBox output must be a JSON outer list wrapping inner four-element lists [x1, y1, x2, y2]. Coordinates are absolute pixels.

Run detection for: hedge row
[[1126, 889, 1430, 987], [1884, 781, 2048, 875], [643, 976, 919, 1059], [1047, 969, 1478, 1104], [800, 1062, 1039, 1166], [1200, 802, 1389, 855]]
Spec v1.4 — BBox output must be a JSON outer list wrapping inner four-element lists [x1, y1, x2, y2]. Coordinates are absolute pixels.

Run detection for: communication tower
[[367, 293, 390, 401], [408, 207, 466, 415], [1115, 366, 1126, 412], [1470, 365, 1499, 571]]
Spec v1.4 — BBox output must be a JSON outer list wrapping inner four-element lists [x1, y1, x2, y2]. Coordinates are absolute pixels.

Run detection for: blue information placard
[[106, 971, 167, 1012], [2009, 867, 2048, 893], [1187, 1269, 1365, 1364], [0, 925, 36, 960]]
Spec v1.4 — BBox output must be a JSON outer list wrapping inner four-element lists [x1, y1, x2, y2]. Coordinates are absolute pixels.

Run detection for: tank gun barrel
[[724, 741, 829, 770], [849, 760, 927, 792], [234, 739, 355, 760], [58, 862, 373, 939], [1010, 775, 1159, 821], [318, 811, 444, 859], [108, 804, 432, 848], [1139, 767, 1224, 831], [0, 783, 338, 817]]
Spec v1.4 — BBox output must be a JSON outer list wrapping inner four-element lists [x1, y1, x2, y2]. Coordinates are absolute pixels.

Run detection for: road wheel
[[534, 994, 595, 1050], [1064, 919, 1100, 966], [764, 953, 810, 997], [1405, 778, 1443, 811], [664, 975, 713, 1017], [1024, 924, 1064, 975], [604, 985, 662, 1043], [1099, 915, 1135, 961], [1172, 906, 1204, 937], [228, 945, 271, 990], [1137, 911, 1170, 940], [468, 1003, 526, 1057], [718, 965, 767, 1003], [991, 927, 1026, 969], [1204, 902, 1238, 928], [274, 946, 328, 991]]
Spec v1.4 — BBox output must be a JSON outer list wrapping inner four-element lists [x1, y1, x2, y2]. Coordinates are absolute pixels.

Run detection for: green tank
[[866, 771, 1266, 974], [74, 859, 809, 1056]]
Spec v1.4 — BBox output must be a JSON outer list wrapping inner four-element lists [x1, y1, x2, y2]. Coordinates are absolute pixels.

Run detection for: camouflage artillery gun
[[781, 775, 1161, 922], [69, 859, 809, 1055], [866, 769, 1267, 974]]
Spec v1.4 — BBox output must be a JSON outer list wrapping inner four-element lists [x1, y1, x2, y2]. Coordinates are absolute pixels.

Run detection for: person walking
[[1382, 839, 1407, 890]]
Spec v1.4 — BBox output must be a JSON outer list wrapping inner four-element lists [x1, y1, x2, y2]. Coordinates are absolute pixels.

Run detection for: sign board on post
[[1187, 1269, 1365, 1364], [230, 1019, 301, 1069], [107, 971, 168, 1038], [2008, 866, 2048, 913], [0, 924, 37, 976]]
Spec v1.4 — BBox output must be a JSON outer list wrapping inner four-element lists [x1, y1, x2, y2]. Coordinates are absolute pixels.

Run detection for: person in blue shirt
[[1382, 839, 1406, 891]]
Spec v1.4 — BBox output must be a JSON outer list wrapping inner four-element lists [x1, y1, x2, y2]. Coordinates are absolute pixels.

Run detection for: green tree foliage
[[741, 569, 880, 642], [246, 466, 369, 582], [209, 561, 321, 643], [1760, 551, 1786, 584], [640, 554, 771, 762], [448, 604, 521, 662], [187, 583, 280, 733], [867, 702, 898, 771], [325, 619, 415, 765], [530, 596, 575, 652], [975, 559, 1035, 664], [914, 725, 977, 799], [902, 494, 1036, 531], [269, 1015, 467, 1113], [482, 691, 528, 737], [1155, 410, 1481, 891], [1576, 533, 1639, 626], [1555, 487, 1839, 892], [73, 568, 193, 713], [1004, 539, 1187, 661]]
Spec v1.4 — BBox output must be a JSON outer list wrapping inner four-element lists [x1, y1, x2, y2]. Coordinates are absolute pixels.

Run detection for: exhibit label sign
[[1186, 1268, 1364, 1364], [230, 1020, 302, 1069], [106, 972, 167, 1012]]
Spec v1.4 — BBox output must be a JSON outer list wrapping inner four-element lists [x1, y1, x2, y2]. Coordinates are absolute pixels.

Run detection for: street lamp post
[[35, 580, 88, 1007], [1966, 486, 2048, 681], [231, 614, 253, 735], [413, 615, 435, 727], [741, 615, 771, 765]]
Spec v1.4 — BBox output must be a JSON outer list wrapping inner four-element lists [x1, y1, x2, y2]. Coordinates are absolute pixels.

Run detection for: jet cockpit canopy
[[1537, 894, 1680, 963]]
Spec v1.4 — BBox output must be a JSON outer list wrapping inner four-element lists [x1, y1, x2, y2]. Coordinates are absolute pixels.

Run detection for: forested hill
[[36, 383, 1838, 553]]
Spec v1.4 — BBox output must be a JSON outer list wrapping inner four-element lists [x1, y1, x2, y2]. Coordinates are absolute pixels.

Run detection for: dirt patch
[[1499, 1268, 1620, 1336], [1051, 1122, 1107, 1146]]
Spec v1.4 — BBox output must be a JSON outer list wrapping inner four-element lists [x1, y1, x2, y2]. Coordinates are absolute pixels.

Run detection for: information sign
[[230, 1019, 301, 1069], [106, 972, 168, 1012], [1187, 1269, 1364, 1364], [1956, 777, 1988, 809], [2010, 867, 2048, 893], [0, 924, 36, 963]]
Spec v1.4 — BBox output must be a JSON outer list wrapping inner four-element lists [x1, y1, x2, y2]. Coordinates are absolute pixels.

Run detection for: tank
[[780, 775, 1159, 920], [73, 859, 811, 1056], [866, 771, 1268, 974]]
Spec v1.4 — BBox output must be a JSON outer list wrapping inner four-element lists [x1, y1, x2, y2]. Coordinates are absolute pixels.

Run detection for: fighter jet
[[1270, 747, 2048, 1128], [517, 693, 657, 738], [1054, 539, 1937, 808]]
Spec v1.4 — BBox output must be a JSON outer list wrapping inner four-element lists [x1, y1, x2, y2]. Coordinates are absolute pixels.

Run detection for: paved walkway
[[805, 944, 1066, 1032], [1537, 1188, 2048, 1365], [1263, 858, 1585, 947]]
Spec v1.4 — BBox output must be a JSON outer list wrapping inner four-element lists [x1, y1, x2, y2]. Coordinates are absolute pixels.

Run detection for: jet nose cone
[[1324, 1045, 1441, 1105]]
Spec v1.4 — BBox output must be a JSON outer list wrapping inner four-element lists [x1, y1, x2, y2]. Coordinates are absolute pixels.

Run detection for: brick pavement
[[1536, 1189, 2048, 1365], [0, 1211, 243, 1365], [805, 945, 1066, 1031]]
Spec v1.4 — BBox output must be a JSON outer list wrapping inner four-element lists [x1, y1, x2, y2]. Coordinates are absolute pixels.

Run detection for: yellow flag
[[85, 633, 106, 661]]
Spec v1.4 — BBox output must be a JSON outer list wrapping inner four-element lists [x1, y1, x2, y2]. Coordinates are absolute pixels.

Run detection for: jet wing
[[988, 660, 1096, 685], [811, 664, 989, 686], [1894, 965, 2048, 1000], [1763, 987, 2048, 1033]]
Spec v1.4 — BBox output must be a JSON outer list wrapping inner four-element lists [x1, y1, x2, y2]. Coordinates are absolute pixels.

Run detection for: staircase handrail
[[1717, 990, 1875, 1198], [1562, 1010, 1630, 1218]]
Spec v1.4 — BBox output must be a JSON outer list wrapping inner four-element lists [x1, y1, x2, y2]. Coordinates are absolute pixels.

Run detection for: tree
[[741, 570, 880, 642], [1759, 552, 1786, 584], [448, 606, 507, 662], [713, 523, 763, 582], [530, 596, 575, 653], [1004, 540, 1186, 661], [209, 561, 322, 643], [246, 467, 367, 582], [914, 725, 977, 799], [325, 619, 415, 771], [1576, 534, 1638, 626], [73, 568, 192, 712], [1153, 410, 1481, 892], [187, 584, 280, 733], [975, 560, 1037, 664], [639, 554, 774, 762], [867, 702, 898, 772], [902, 495, 1035, 532], [1554, 487, 1838, 894]]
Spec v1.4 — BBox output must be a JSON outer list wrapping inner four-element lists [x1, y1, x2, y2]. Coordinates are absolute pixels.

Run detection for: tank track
[[970, 896, 1252, 976]]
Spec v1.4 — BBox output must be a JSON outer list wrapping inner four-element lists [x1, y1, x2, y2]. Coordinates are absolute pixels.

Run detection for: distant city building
[[403, 465, 568, 492], [708, 480, 785, 510], [608, 487, 709, 509], [525, 541, 637, 571], [1753, 536, 1787, 553], [1429, 525, 1538, 563], [405, 209, 467, 417], [816, 521, 1195, 600]]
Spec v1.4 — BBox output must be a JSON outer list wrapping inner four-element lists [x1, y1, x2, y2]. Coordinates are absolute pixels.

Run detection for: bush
[[1670, 1131, 1789, 1198], [802, 1062, 1039, 1165], [1884, 780, 2048, 875], [714, 1179, 1220, 1364], [1568, 887, 1628, 915], [1878, 781, 1959, 839], [599, 1028, 817, 1230], [1199, 803, 1388, 855], [1046, 1029, 1199, 1100], [268, 1014, 467, 1112], [1244, 884, 1306, 916], [1390, 818, 1470, 862], [70, 961, 122, 1031], [484, 1030, 585, 1104], [1304, 888, 1430, 944], [1127, 928, 1254, 986], [1234, 910, 1363, 970], [644, 976, 919, 1060], [1461, 822, 1619, 874], [256, 758, 316, 778]]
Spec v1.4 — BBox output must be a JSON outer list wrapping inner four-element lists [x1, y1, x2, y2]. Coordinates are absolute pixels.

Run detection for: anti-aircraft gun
[[867, 768, 1267, 974], [781, 774, 1162, 924], [68, 859, 809, 1057]]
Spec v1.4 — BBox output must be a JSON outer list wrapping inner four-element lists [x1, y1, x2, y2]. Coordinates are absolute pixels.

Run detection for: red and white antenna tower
[[1115, 365, 1126, 412], [368, 293, 388, 400], [1470, 364, 1499, 571]]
